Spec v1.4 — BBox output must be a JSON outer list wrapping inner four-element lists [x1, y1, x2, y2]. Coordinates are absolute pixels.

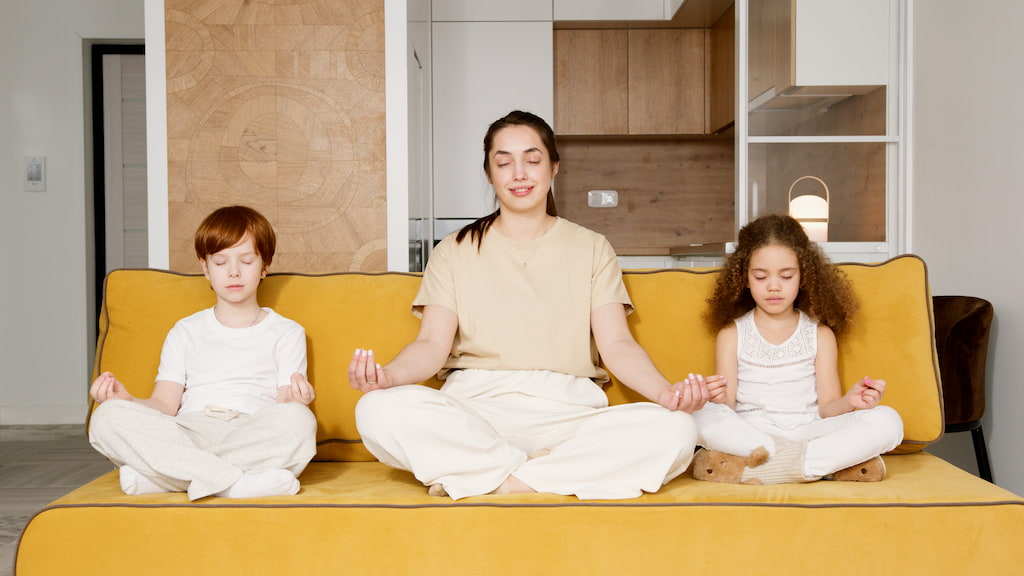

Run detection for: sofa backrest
[[610, 255, 942, 455], [91, 255, 940, 460]]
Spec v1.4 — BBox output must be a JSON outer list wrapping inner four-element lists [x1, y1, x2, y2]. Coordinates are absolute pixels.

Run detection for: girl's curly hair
[[704, 214, 859, 337]]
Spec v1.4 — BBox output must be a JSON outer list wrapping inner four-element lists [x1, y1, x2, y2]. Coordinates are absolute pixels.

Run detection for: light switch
[[587, 189, 618, 208], [24, 156, 46, 192]]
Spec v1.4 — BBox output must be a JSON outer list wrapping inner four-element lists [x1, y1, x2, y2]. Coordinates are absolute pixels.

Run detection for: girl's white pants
[[355, 369, 698, 500], [89, 399, 317, 500], [693, 402, 904, 477]]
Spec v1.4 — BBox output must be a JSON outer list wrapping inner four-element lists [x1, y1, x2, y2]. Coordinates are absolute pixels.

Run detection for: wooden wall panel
[[165, 0, 386, 273], [554, 137, 735, 253], [753, 88, 888, 243], [762, 142, 886, 243]]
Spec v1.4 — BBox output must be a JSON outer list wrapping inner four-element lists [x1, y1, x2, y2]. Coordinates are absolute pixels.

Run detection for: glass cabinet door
[[739, 0, 905, 263]]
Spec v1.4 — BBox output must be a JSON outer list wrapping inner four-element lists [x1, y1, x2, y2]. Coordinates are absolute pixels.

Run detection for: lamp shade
[[788, 176, 829, 242]]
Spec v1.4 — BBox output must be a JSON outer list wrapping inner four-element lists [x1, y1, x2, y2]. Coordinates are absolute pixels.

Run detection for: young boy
[[89, 205, 317, 500]]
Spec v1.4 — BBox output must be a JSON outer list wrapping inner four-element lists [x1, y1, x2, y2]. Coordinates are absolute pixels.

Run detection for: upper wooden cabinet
[[628, 30, 705, 135], [748, 0, 776, 101], [707, 4, 736, 134], [554, 28, 705, 136], [750, 0, 891, 106], [554, 30, 629, 135]]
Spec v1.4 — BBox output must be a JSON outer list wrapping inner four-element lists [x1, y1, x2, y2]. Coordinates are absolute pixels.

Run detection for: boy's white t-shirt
[[156, 307, 307, 415]]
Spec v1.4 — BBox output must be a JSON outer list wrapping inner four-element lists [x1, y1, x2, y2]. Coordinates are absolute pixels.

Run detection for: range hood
[[749, 84, 883, 113]]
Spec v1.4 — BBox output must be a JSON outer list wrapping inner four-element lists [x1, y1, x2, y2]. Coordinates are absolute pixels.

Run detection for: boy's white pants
[[89, 399, 317, 500], [693, 402, 904, 477], [355, 369, 698, 500]]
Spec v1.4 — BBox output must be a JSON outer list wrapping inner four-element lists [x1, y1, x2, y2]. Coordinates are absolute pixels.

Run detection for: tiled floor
[[0, 425, 114, 576]]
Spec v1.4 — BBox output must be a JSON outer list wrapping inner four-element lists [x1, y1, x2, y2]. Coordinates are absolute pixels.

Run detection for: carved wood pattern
[[165, 0, 386, 273]]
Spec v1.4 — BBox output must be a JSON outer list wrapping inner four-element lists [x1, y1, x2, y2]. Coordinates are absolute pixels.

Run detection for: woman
[[349, 110, 723, 500]]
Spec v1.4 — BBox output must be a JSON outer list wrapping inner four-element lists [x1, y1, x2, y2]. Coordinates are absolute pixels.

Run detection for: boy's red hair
[[194, 205, 276, 267]]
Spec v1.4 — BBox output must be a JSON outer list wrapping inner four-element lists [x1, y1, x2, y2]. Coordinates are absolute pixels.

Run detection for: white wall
[[0, 0, 144, 424], [912, 0, 1024, 495], [0, 0, 404, 426]]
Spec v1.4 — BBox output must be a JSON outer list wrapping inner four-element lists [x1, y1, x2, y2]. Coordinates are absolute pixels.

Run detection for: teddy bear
[[691, 445, 773, 485], [692, 438, 886, 484]]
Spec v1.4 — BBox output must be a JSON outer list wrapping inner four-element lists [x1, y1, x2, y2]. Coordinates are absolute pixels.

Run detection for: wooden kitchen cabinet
[[628, 29, 705, 135], [748, 0, 777, 102], [553, 29, 628, 135], [554, 28, 705, 135], [707, 3, 735, 133]]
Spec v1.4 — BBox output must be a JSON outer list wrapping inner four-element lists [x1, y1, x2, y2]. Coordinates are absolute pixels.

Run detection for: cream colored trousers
[[89, 399, 317, 500], [693, 402, 904, 477], [356, 369, 698, 500]]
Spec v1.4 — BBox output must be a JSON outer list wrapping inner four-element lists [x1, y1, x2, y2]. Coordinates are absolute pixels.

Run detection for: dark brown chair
[[932, 295, 994, 482]]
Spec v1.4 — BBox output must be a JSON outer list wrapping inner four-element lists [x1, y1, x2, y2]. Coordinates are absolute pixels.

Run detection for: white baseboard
[[0, 405, 89, 426]]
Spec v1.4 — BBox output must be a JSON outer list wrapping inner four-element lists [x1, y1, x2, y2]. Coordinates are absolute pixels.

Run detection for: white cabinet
[[554, 0, 683, 21], [750, 0, 891, 105], [791, 0, 889, 89], [432, 0, 552, 22], [431, 21, 554, 219]]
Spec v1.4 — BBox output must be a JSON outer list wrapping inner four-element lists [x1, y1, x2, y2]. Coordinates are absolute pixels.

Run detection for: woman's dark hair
[[456, 110, 559, 248]]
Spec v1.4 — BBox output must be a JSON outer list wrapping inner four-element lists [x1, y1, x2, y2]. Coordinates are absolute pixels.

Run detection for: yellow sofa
[[16, 255, 1024, 575]]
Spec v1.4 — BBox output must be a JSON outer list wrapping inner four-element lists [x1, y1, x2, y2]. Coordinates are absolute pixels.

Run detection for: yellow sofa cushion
[[18, 453, 1024, 576], [91, 255, 939, 460]]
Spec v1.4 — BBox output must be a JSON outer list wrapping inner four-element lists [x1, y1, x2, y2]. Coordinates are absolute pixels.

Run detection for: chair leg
[[970, 426, 994, 483]]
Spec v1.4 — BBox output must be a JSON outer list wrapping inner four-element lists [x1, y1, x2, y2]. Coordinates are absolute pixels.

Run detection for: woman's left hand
[[348, 348, 393, 392], [658, 374, 710, 413]]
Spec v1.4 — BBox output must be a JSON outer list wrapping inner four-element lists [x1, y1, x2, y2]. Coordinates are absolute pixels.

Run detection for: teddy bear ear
[[747, 446, 770, 467]]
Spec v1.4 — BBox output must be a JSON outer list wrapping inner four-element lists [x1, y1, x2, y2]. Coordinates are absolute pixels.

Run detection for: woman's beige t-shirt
[[413, 217, 632, 383]]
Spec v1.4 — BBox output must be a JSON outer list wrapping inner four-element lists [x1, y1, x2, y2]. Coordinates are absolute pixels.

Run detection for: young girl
[[89, 205, 317, 500], [691, 214, 903, 484]]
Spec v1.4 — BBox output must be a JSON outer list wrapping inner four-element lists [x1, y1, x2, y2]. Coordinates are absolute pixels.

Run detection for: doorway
[[89, 44, 147, 316]]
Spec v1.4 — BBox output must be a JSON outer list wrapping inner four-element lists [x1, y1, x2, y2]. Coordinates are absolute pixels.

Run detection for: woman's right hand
[[348, 348, 391, 392], [658, 374, 711, 413], [90, 371, 134, 404]]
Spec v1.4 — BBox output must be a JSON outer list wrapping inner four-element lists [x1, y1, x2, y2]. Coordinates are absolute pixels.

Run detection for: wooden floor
[[0, 425, 114, 576]]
